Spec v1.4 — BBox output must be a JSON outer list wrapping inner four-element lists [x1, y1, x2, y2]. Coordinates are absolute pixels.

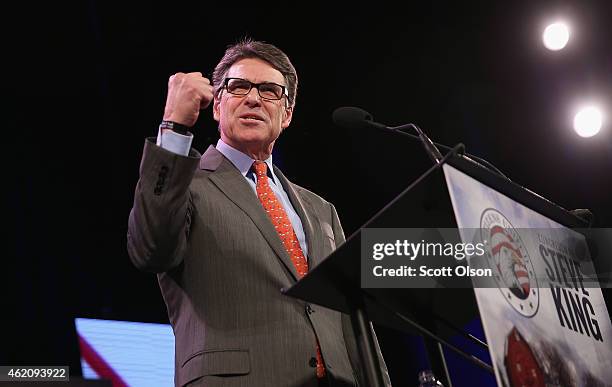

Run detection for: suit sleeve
[[127, 138, 201, 273], [332, 203, 393, 386]]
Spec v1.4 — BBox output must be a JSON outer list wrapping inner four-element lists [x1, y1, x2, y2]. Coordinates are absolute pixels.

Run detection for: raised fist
[[163, 72, 214, 127]]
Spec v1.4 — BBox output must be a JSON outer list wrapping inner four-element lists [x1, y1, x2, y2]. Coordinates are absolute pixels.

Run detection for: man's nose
[[244, 87, 262, 104]]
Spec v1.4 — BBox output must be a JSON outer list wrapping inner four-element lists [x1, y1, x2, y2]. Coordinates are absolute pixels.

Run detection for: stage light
[[543, 22, 570, 50], [573, 106, 603, 137]]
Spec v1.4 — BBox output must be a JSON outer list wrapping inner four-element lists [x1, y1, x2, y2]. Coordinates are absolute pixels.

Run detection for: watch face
[[159, 121, 172, 128]]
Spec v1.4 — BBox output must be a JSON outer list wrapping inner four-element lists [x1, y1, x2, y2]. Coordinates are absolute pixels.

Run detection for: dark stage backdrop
[[5, 1, 611, 386]]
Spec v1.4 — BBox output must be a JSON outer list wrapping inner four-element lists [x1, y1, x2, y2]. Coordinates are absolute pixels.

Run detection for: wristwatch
[[159, 120, 191, 135]]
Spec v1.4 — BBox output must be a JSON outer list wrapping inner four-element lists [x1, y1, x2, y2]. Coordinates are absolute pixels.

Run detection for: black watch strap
[[159, 120, 191, 135]]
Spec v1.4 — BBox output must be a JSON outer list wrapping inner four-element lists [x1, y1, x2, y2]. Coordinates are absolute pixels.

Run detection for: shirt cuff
[[156, 128, 193, 156]]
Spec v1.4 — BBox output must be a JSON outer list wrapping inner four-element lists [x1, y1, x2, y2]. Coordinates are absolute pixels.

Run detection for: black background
[[5, 1, 611, 386]]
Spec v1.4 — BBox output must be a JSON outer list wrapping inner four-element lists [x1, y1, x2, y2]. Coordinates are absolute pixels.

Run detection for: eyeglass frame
[[219, 77, 288, 101]]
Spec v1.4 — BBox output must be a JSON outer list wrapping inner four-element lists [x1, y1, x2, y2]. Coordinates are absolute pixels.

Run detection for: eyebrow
[[228, 77, 285, 86]]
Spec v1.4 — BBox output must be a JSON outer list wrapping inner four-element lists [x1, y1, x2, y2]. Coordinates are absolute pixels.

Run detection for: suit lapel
[[273, 167, 325, 270], [200, 146, 300, 281]]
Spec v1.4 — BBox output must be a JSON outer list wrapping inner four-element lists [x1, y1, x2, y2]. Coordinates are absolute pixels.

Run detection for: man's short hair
[[212, 38, 298, 107]]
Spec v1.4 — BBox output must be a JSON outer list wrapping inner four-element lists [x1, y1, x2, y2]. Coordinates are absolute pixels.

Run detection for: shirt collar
[[216, 139, 275, 181]]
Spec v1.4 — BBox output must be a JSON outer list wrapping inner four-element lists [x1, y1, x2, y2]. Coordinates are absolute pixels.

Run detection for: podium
[[283, 151, 595, 387]]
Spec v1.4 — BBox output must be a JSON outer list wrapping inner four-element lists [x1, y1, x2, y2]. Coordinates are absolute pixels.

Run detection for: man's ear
[[213, 97, 220, 122], [281, 105, 293, 129]]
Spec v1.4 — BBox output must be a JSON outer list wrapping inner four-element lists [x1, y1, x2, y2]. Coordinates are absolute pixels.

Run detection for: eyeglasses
[[222, 78, 287, 101]]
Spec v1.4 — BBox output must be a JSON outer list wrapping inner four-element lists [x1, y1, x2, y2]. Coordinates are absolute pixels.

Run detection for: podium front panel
[[444, 164, 612, 386]]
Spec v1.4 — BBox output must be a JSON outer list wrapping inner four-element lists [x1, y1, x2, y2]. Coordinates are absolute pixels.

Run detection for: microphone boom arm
[[388, 124, 510, 180]]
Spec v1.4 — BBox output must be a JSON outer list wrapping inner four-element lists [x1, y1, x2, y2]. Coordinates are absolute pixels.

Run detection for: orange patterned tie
[[253, 161, 326, 378]]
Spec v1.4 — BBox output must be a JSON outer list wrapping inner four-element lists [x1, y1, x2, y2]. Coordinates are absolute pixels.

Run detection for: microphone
[[333, 106, 444, 164], [332, 106, 510, 179], [332, 106, 388, 131]]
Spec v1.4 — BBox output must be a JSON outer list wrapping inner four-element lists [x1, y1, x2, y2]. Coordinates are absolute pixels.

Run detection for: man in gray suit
[[128, 39, 389, 387]]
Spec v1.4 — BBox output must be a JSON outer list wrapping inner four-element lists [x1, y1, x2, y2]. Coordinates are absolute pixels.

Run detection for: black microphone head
[[332, 106, 375, 129]]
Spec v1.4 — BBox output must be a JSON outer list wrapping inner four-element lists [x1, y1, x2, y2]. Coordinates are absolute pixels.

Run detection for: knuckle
[[169, 72, 184, 84]]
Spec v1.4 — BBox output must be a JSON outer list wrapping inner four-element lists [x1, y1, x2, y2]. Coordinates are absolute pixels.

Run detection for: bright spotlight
[[543, 22, 570, 50], [573, 106, 603, 138]]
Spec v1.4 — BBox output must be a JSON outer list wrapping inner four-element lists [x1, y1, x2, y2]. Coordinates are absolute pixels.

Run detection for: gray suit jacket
[[128, 139, 389, 387]]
